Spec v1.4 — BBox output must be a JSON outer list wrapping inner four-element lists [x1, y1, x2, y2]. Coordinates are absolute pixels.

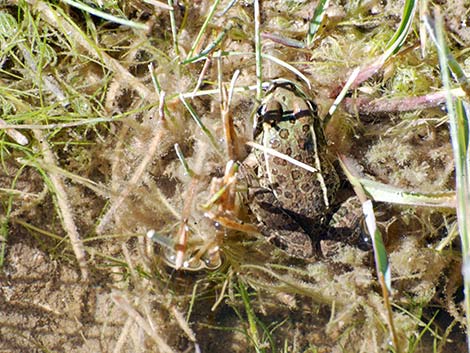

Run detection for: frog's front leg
[[249, 186, 315, 258]]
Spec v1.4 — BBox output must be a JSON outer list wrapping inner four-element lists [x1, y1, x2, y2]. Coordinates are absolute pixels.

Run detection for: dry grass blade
[[15, 0, 152, 99], [0, 118, 28, 145], [97, 117, 168, 233], [2, 0, 465, 351], [342, 89, 466, 114], [337, 156, 400, 351], [32, 129, 88, 279], [247, 141, 318, 173], [111, 294, 176, 353], [143, 0, 173, 10]]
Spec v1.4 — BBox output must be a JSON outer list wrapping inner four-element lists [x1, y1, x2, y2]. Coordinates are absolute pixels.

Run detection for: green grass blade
[[423, 13, 470, 98], [338, 156, 400, 349], [432, 8, 470, 352], [62, 0, 149, 30], [179, 94, 224, 158], [363, 200, 390, 290], [358, 178, 455, 208], [254, 0, 262, 100], [186, 0, 222, 59], [306, 0, 329, 47], [338, 158, 391, 288], [382, 0, 417, 60], [238, 280, 264, 353], [166, 0, 179, 56], [174, 143, 194, 177], [182, 22, 233, 64]]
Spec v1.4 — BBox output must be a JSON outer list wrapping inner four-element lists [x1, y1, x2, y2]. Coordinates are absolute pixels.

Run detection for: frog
[[248, 79, 362, 258]]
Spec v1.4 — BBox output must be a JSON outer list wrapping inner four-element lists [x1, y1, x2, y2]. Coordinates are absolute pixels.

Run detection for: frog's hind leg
[[265, 224, 316, 259], [250, 186, 315, 259]]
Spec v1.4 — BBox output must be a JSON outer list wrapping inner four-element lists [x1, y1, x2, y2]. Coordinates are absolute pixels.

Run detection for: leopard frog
[[249, 80, 340, 258]]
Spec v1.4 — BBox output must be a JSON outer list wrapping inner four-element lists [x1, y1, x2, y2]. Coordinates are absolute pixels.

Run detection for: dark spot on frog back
[[305, 156, 315, 165], [283, 190, 294, 200], [279, 128, 290, 139], [291, 169, 301, 180], [275, 174, 287, 184], [270, 138, 281, 148], [298, 137, 314, 151], [273, 157, 288, 167], [299, 181, 314, 193]]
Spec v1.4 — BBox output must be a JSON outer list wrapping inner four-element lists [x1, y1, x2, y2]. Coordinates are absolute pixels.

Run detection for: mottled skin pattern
[[322, 197, 368, 257], [250, 81, 340, 258]]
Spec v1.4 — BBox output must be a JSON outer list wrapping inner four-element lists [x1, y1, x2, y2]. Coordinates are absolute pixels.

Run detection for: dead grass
[[0, 0, 469, 352]]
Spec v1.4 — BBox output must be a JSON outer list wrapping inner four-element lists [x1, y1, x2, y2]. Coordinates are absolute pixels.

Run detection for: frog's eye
[[292, 97, 309, 117], [261, 99, 283, 124], [292, 97, 317, 118]]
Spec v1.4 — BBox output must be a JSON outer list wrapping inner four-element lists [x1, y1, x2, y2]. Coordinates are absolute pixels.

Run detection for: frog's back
[[257, 118, 338, 225], [255, 83, 339, 232]]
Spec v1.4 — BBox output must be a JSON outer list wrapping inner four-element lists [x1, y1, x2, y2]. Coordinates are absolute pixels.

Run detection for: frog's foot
[[321, 196, 371, 259], [250, 187, 315, 259], [262, 224, 315, 259]]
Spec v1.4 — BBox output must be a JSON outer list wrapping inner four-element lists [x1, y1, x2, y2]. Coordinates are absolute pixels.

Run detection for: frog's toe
[[269, 229, 315, 259]]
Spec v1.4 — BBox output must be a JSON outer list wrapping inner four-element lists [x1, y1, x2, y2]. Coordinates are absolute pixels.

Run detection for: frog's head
[[254, 80, 318, 137]]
